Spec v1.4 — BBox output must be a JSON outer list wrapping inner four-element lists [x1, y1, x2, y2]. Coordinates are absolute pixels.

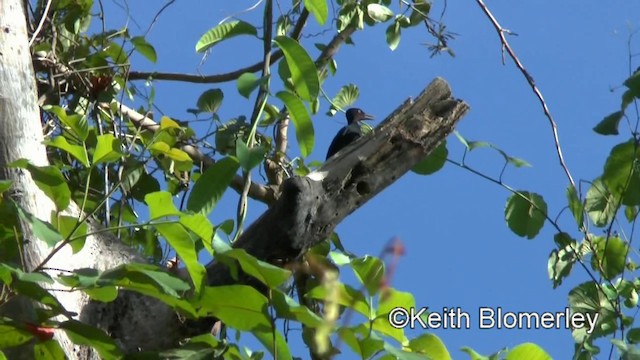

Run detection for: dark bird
[[326, 108, 374, 160]]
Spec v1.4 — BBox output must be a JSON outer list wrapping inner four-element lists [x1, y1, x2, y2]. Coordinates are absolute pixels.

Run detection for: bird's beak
[[362, 113, 374, 121]]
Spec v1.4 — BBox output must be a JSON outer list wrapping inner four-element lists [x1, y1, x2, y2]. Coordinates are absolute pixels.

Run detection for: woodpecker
[[326, 108, 374, 160]]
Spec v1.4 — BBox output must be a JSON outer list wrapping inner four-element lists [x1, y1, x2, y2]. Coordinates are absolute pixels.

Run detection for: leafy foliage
[[12, 0, 637, 358]]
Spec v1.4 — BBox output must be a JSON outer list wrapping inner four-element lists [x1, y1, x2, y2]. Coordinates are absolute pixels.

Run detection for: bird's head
[[345, 108, 374, 124]]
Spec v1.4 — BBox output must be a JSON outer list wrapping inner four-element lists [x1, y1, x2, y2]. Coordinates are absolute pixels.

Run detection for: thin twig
[[474, 0, 576, 190], [29, 0, 53, 47]]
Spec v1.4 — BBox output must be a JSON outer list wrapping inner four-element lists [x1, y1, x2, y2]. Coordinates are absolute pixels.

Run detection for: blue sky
[[101, 1, 640, 358]]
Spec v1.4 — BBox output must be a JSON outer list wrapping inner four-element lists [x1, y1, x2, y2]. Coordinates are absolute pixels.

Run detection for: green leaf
[[277, 91, 315, 157], [196, 89, 224, 113], [273, 36, 320, 101], [304, 0, 329, 25], [155, 223, 207, 292], [13, 279, 67, 314], [0, 179, 13, 194], [235, 139, 267, 172], [187, 157, 240, 215], [327, 84, 359, 116], [11, 161, 71, 211], [236, 73, 268, 99], [99, 264, 193, 313], [308, 283, 370, 316], [412, 141, 447, 175], [461, 346, 507, 360], [144, 191, 180, 219], [625, 205, 638, 222], [566, 185, 584, 227], [593, 111, 623, 136], [131, 36, 157, 63], [504, 191, 547, 239], [373, 289, 415, 343], [338, 326, 385, 359], [628, 328, 640, 344], [568, 281, 615, 343], [271, 289, 322, 327], [52, 215, 88, 254], [195, 20, 258, 53], [196, 285, 271, 330], [351, 255, 384, 296], [591, 236, 627, 280], [148, 142, 193, 169], [409, 1, 431, 26], [585, 178, 617, 227], [548, 233, 576, 289], [60, 320, 122, 360], [603, 139, 640, 206], [46, 136, 89, 166], [16, 205, 63, 247], [0, 324, 33, 348], [408, 333, 451, 360], [180, 213, 214, 254], [44, 106, 89, 141], [92, 134, 122, 165], [213, 240, 291, 289], [367, 4, 394, 22], [34, 340, 65, 360], [386, 21, 401, 51], [624, 70, 640, 98], [505, 343, 551, 360], [253, 327, 292, 360]]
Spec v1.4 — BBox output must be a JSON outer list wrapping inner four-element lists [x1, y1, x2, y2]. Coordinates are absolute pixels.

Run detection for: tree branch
[[206, 77, 469, 286], [102, 102, 277, 204]]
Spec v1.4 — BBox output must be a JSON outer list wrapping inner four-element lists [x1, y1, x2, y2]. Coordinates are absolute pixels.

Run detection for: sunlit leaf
[[10, 160, 71, 211], [327, 84, 359, 116], [145, 191, 180, 219], [93, 134, 122, 165], [15, 205, 63, 247], [52, 215, 88, 254], [505, 343, 551, 360], [131, 36, 157, 63], [236, 73, 268, 99], [273, 36, 319, 101], [585, 178, 617, 227], [187, 157, 239, 215], [351, 255, 384, 296], [46, 136, 89, 166], [196, 21, 258, 53], [304, 0, 329, 25], [156, 223, 206, 292], [235, 139, 267, 172], [277, 91, 315, 157], [603, 139, 640, 206], [196, 285, 271, 330], [386, 21, 401, 50], [367, 4, 394, 22], [408, 333, 451, 360], [591, 236, 627, 280]]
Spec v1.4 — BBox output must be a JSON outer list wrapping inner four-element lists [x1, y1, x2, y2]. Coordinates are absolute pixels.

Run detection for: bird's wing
[[326, 126, 362, 160]]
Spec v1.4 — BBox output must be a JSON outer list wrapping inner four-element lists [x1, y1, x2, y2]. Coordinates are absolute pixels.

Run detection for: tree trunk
[[0, 1, 179, 358]]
